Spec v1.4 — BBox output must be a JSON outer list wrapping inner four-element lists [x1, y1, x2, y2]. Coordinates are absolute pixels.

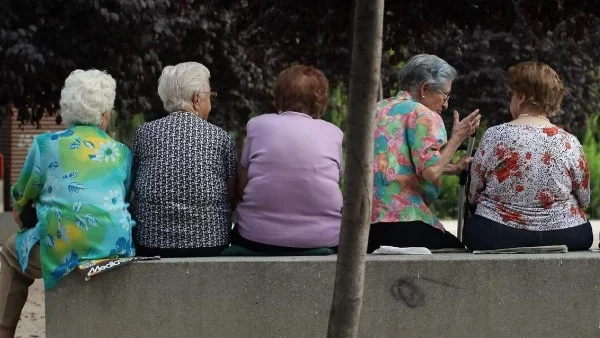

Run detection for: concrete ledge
[[46, 253, 600, 338]]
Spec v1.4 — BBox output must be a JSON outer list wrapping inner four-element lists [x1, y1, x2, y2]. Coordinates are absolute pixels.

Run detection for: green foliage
[[429, 175, 460, 220], [381, 2, 600, 135], [0, 0, 352, 131], [2, 1, 598, 135], [321, 82, 349, 190], [322, 82, 347, 130], [108, 112, 145, 148], [582, 112, 600, 219]]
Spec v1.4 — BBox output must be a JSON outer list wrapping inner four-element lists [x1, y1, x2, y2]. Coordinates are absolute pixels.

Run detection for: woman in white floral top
[[465, 61, 592, 251]]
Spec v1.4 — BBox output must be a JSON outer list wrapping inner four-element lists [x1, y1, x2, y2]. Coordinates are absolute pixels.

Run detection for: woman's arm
[[127, 126, 144, 204], [238, 166, 248, 199], [571, 144, 590, 208], [236, 130, 252, 201], [468, 147, 487, 206], [123, 148, 134, 203], [225, 137, 239, 207], [11, 138, 45, 224], [421, 110, 480, 182]]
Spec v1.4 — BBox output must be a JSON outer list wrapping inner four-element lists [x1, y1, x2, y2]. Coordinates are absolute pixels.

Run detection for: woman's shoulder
[[411, 103, 441, 119], [137, 114, 230, 138], [248, 113, 342, 134], [135, 115, 171, 133], [110, 138, 133, 156], [486, 123, 575, 138], [245, 113, 277, 128], [555, 126, 580, 140], [314, 119, 343, 137], [205, 122, 234, 142], [381, 98, 422, 116]]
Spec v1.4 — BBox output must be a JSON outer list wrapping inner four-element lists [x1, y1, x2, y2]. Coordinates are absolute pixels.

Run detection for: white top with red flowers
[[468, 123, 590, 231]]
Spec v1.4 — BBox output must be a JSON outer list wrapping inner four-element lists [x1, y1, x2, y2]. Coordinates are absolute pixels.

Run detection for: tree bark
[[327, 1, 384, 337]]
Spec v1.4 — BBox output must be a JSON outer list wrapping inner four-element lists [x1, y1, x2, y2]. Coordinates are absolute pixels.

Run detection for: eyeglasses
[[197, 91, 218, 100], [433, 87, 450, 103], [505, 89, 513, 100]]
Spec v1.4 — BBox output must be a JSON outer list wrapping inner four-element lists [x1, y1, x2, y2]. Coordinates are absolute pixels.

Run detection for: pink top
[[469, 123, 590, 231], [235, 112, 344, 248]]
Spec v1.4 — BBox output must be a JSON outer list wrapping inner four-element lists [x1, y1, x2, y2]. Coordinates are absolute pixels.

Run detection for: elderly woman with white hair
[[368, 54, 481, 252], [132, 61, 236, 257], [0, 69, 135, 338]]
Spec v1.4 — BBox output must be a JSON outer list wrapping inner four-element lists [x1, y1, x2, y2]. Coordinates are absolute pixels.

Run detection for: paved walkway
[[0, 261, 44, 338]]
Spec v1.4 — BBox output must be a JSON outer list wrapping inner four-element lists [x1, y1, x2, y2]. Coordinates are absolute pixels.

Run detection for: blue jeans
[[463, 214, 593, 251]]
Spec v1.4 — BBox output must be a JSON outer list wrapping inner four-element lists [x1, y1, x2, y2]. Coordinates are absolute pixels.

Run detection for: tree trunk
[[327, 1, 384, 337]]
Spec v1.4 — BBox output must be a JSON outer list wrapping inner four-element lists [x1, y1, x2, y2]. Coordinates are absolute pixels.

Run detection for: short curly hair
[[60, 69, 116, 126], [274, 65, 329, 118], [507, 61, 564, 114], [157, 62, 211, 112]]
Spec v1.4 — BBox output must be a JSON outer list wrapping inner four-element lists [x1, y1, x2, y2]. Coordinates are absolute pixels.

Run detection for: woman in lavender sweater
[[233, 65, 343, 253]]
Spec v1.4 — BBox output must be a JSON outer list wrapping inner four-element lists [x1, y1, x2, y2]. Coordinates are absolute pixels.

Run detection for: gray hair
[[398, 54, 457, 95], [157, 62, 211, 112], [60, 69, 116, 126]]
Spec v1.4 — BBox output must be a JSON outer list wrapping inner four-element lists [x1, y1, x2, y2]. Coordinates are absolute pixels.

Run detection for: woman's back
[[12, 125, 135, 289], [133, 112, 236, 249], [469, 123, 589, 231], [236, 112, 343, 248]]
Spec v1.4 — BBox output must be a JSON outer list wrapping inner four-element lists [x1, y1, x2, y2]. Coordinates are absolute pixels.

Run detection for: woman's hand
[[451, 109, 481, 141], [13, 208, 22, 227], [444, 155, 473, 175]]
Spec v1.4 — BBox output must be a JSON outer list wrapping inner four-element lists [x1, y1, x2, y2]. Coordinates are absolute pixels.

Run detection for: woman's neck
[[510, 108, 552, 126]]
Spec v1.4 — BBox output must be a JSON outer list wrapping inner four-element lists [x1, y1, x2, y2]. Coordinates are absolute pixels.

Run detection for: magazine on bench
[[429, 248, 470, 253], [371, 246, 431, 255], [78, 256, 161, 281], [472, 245, 568, 254]]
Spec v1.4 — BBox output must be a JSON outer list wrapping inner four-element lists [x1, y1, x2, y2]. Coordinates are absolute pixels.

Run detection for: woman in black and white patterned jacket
[[132, 62, 237, 257]]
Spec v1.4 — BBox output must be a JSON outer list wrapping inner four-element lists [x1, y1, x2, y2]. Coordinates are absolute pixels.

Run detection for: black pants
[[463, 214, 593, 251], [135, 244, 228, 258], [367, 221, 464, 253], [231, 225, 338, 253]]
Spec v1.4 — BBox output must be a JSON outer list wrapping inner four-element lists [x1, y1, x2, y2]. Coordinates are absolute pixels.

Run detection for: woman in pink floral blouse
[[368, 54, 481, 252], [464, 61, 592, 251]]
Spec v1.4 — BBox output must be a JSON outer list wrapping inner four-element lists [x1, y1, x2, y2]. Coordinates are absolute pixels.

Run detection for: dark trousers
[[463, 214, 593, 251], [230, 225, 338, 253], [367, 221, 464, 253], [135, 244, 227, 258]]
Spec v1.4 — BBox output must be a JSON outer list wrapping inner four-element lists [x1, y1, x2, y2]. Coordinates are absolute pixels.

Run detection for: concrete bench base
[[46, 253, 600, 338]]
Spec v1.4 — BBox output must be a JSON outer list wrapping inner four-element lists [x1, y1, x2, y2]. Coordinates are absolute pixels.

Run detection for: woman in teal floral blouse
[[0, 69, 135, 337]]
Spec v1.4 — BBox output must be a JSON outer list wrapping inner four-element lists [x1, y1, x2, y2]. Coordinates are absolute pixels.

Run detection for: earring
[[422, 96, 425, 98]]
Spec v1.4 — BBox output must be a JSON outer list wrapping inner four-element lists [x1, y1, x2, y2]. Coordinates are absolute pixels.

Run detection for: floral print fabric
[[469, 124, 590, 231], [372, 91, 447, 230], [11, 125, 135, 290]]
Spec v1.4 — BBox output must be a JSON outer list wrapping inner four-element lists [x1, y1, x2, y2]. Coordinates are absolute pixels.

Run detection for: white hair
[[157, 62, 211, 112], [59, 69, 116, 126]]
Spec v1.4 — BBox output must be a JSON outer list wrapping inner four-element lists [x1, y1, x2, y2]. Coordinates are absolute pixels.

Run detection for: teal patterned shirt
[[10, 125, 136, 290]]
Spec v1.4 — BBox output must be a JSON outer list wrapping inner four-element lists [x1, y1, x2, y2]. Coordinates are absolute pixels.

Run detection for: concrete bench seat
[[46, 252, 600, 338]]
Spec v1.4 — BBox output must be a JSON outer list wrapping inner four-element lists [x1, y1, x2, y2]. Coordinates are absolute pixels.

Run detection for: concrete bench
[[46, 253, 600, 338]]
